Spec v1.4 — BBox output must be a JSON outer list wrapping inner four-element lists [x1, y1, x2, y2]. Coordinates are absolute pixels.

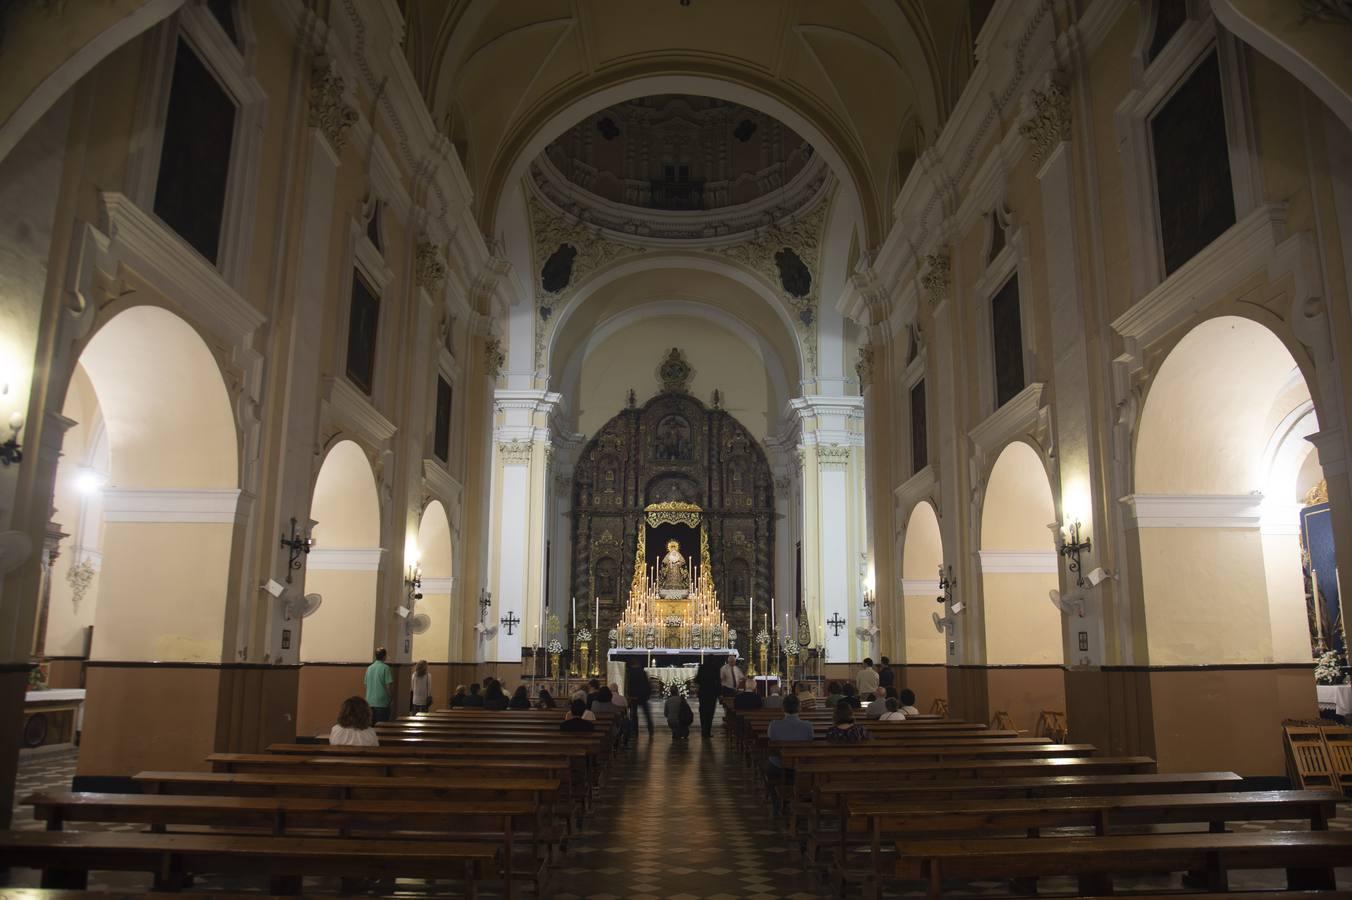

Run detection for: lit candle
[[594, 595, 599, 631], [572, 596, 576, 629]]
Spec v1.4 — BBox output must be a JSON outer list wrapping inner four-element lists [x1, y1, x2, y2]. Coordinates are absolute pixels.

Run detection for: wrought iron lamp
[[937, 564, 957, 604], [405, 561, 423, 602], [279, 517, 312, 583], [1056, 520, 1092, 588]]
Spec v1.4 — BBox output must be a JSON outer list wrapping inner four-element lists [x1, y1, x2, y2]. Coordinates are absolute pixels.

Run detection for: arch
[[900, 501, 946, 665], [412, 500, 454, 665], [484, 73, 878, 246], [978, 441, 1062, 665], [300, 440, 383, 664], [1132, 315, 1326, 664], [54, 305, 240, 664]]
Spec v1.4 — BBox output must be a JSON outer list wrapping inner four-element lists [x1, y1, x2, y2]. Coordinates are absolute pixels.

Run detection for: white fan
[[475, 622, 499, 640], [854, 625, 873, 643], [1048, 589, 1083, 617], [287, 592, 323, 619], [408, 613, 432, 635], [931, 610, 951, 634]]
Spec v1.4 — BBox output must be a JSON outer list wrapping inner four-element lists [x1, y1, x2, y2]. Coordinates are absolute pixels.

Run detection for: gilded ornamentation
[[644, 501, 703, 529], [414, 242, 447, 295], [498, 439, 533, 464], [1019, 77, 1072, 165], [817, 445, 850, 470], [921, 251, 951, 307], [1304, 479, 1329, 506], [66, 559, 95, 607], [307, 61, 359, 151], [485, 336, 505, 378]]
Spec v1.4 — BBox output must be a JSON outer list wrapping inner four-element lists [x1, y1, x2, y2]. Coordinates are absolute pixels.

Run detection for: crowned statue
[[659, 539, 690, 594]]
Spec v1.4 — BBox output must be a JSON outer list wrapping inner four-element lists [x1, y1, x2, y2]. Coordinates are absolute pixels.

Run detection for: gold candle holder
[[579, 644, 590, 678], [549, 651, 560, 679]]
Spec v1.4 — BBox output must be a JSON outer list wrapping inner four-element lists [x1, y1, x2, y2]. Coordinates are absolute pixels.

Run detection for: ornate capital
[[498, 439, 533, 465], [415, 242, 447, 295], [485, 336, 505, 379], [921, 251, 951, 307], [816, 444, 851, 470], [307, 61, 358, 151], [855, 344, 875, 388], [1019, 77, 1072, 166]]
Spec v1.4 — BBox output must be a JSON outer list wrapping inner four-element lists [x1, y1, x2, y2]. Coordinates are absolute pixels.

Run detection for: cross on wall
[[827, 612, 846, 636], [500, 611, 521, 635]]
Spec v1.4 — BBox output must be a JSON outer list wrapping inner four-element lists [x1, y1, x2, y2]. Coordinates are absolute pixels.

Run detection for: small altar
[[609, 648, 738, 667]]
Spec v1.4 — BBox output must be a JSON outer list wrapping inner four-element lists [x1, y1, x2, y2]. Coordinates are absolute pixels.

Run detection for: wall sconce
[[1055, 519, 1093, 588], [936, 563, 957, 605], [405, 561, 423, 603], [279, 517, 313, 583], [0, 412, 22, 466], [478, 587, 492, 622]]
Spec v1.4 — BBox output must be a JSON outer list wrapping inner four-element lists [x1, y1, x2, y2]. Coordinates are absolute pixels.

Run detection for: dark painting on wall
[[1151, 51, 1236, 276], [1301, 503, 1344, 654], [910, 378, 928, 474], [154, 40, 237, 264], [433, 375, 453, 462], [345, 272, 380, 394], [991, 275, 1025, 408]]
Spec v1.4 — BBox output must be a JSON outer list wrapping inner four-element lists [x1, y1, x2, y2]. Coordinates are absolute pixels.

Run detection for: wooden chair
[[1283, 723, 1339, 791], [1035, 709, 1068, 743], [929, 698, 949, 717], [989, 710, 1014, 730]]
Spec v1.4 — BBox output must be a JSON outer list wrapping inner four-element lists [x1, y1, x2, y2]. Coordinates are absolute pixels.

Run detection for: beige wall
[[578, 315, 771, 439], [982, 572, 1064, 665], [900, 502, 946, 663]]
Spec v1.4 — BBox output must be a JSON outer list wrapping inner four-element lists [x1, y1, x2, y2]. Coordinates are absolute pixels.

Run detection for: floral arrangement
[[1315, 648, 1347, 685], [546, 639, 563, 654], [576, 627, 592, 643], [785, 638, 801, 657], [755, 628, 771, 645]]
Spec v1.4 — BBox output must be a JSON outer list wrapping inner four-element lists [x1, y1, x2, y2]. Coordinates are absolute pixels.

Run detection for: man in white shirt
[[856, 657, 880, 697], [719, 654, 744, 696]]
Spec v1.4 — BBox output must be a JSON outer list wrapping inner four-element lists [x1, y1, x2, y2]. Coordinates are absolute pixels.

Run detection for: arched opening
[[1134, 316, 1329, 665], [412, 501, 455, 701], [979, 440, 1065, 730], [45, 305, 239, 774], [899, 501, 947, 704], [296, 440, 382, 736]]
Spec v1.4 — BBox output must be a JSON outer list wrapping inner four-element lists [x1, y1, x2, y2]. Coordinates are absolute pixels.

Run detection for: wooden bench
[[25, 790, 544, 896], [893, 830, 1352, 899], [0, 830, 500, 898], [840, 789, 1342, 898]]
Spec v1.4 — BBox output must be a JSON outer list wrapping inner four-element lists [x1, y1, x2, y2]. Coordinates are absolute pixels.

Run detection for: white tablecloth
[[25, 688, 86, 731], [1316, 683, 1351, 716]]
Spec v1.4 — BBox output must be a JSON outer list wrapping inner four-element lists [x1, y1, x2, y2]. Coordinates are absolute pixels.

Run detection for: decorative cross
[[827, 612, 846, 636], [500, 611, 520, 635]]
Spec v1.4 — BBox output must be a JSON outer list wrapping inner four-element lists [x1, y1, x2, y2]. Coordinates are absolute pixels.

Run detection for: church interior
[[1, 0, 1351, 896]]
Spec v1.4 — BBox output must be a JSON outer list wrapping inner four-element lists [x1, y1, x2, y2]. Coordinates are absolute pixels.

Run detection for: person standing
[[364, 647, 395, 723], [695, 656, 722, 737], [625, 660, 654, 737], [855, 657, 880, 698], [878, 656, 895, 693], [410, 659, 432, 713], [719, 653, 744, 697]]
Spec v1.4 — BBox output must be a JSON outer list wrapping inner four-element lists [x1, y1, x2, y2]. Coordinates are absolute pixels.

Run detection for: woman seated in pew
[[508, 685, 532, 709], [449, 684, 467, 707], [825, 681, 844, 708], [330, 696, 379, 746], [824, 700, 871, 743], [483, 680, 510, 710], [879, 697, 907, 721], [865, 686, 893, 719], [536, 687, 557, 709], [561, 698, 596, 732], [462, 682, 485, 707], [794, 680, 816, 711], [896, 687, 920, 716]]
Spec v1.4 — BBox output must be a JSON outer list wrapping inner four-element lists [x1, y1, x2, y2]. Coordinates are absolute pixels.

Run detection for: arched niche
[[413, 500, 454, 665], [900, 502, 946, 665], [301, 440, 382, 664], [59, 305, 239, 664], [979, 441, 1062, 666], [1133, 316, 1325, 664]]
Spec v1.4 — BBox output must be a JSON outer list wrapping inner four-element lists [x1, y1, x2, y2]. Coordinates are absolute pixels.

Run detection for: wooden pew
[[841, 789, 1342, 898], [0, 831, 499, 898], [893, 830, 1352, 899], [25, 791, 542, 896]]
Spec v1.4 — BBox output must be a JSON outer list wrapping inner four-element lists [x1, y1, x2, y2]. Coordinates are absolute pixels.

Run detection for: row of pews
[[726, 703, 1352, 900], [0, 707, 622, 898]]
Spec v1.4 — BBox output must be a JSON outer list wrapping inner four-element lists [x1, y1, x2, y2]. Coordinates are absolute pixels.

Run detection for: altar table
[[1316, 683, 1351, 717], [21, 688, 85, 748]]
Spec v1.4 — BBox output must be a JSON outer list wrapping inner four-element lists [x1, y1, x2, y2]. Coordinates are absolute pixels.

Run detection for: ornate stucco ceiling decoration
[[412, 1, 961, 248], [532, 94, 832, 241]]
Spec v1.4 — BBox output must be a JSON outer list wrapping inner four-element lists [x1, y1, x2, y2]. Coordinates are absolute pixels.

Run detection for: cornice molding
[[1121, 493, 1264, 529], [308, 547, 385, 571], [102, 488, 243, 524], [901, 578, 941, 596], [321, 376, 397, 448], [978, 550, 1059, 574]]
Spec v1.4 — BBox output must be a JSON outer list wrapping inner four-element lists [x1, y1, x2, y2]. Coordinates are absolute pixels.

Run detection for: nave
[[6, 699, 1351, 900]]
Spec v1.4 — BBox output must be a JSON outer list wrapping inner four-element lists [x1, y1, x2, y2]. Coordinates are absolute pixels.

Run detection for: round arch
[[978, 440, 1062, 666], [300, 440, 383, 664], [50, 305, 240, 665], [413, 500, 455, 666], [900, 501, 946, 667], [1132, 315, 1327, 665]]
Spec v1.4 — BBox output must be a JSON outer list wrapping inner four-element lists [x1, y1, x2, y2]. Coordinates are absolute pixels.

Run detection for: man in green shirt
[[364, 647, 395, 723]]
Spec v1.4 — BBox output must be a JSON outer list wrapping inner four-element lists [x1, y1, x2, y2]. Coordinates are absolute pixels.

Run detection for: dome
[[530, 94, 830, 242]]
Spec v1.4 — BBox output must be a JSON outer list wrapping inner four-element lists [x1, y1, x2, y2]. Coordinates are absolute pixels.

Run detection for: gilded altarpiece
[[571, 353, 774, 645]]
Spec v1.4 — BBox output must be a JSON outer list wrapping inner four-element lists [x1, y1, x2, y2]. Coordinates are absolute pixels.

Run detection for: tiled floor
[[5, 708, 1351, 898]]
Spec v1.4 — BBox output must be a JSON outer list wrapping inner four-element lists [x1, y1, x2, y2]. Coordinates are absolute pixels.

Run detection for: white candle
[[572, 596, 576, 630], [594, 595, 599, 631]]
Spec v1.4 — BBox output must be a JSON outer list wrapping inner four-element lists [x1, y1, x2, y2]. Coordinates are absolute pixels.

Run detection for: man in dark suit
[[625, 660, 654, 737]]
